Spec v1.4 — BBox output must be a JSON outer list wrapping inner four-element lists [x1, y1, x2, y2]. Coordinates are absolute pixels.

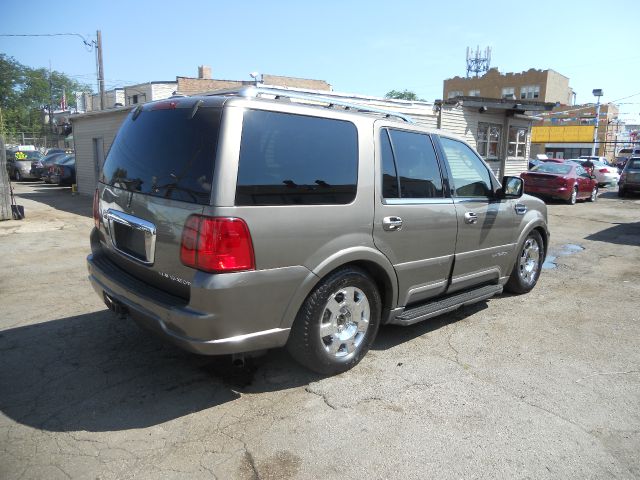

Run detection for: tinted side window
[[382, 129, 443, 199], [440, 137, 492, 198], [380, 130, 399, 198], [236, 110, 358, 206], [576, 166, 590, 178]]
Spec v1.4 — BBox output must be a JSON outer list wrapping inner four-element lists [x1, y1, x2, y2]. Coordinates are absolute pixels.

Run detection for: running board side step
[[389, 284, 503, 326]]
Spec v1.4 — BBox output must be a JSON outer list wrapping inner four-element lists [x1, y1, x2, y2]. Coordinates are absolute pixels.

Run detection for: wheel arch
[[509, 219, 549, 272], [278, 248, 398, 330]]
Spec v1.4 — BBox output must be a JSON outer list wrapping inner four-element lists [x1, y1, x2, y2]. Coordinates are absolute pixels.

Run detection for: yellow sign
[[531, 125, 595, 143]]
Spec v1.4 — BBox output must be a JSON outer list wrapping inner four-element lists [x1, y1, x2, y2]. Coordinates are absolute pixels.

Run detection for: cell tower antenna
[[466, 46, 491, 78]]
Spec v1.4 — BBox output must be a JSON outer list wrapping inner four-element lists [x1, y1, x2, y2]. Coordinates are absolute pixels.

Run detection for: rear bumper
[[18, 169, 39, 179], [524, 185, 570, 200], [87, 252, 309, 355], [619, 181, 640, 192], [598, 173, 619, 185]]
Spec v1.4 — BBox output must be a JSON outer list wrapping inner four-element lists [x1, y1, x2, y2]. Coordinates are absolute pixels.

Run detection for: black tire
[[618, 188, 626, 198], [505, 230, 544, 294], [14, 170, 22, 182], [588, 186, 598, 202], [287, 267, 381, 375], [567, 186, 577, 205]]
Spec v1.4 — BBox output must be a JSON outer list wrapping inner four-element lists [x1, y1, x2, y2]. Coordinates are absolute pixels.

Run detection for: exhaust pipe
[[231, 354, 245, 368]]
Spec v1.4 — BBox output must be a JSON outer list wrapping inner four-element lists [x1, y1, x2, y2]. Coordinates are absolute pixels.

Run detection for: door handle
[[464, 212, 478, 224], [382, 216, 403, 231]]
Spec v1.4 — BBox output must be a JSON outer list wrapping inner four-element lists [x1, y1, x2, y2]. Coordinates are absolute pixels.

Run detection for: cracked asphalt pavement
[[1, 182, 639, 479]]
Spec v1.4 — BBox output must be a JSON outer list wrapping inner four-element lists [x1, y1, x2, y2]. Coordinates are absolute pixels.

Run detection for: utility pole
[[96, 30, 106, 110]]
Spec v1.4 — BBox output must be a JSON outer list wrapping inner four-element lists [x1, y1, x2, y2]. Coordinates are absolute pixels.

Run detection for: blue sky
[[2, 0, 639, 122]]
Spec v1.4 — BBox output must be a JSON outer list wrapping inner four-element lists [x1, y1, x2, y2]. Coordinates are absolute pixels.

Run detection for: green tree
[[384, 89, 423, 101], [0, 54, 91, 137]]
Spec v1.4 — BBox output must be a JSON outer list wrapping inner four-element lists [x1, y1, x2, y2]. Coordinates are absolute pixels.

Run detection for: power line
[[609, 91, 640, 103], [0, 32, 95, 51]]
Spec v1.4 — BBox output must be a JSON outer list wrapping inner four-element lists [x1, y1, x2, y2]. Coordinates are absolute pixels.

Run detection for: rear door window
[[101, 105, 221, 205], [380, 129, 443, 198], [236, 110, 358, 205]]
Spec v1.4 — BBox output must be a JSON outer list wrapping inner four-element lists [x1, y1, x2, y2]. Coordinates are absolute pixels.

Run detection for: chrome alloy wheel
[[319, 287, 370, 358], [518, 237, 541, 286]]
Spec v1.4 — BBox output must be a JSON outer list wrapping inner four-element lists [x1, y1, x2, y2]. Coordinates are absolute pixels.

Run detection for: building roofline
[[176, 76, 252, 83], [69, 105, 134, 121], [444, 67, 569, 83], [438, 96, 555, 112], [124, 81, 177, 87]]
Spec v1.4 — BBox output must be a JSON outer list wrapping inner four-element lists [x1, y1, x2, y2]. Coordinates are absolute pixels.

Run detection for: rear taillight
[[554, 176, 568, 187], [180, 216, 255, 273], [598, 168, 610, 173], [93, 189, 100, 229]]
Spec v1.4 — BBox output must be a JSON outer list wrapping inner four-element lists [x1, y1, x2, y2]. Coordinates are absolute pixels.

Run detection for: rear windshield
[[101, 105, 221, 205], [532, 163, 572, 174], [9, 151, 42, 161]]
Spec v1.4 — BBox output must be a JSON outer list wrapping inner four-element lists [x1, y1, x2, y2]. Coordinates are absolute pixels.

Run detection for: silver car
[[6, 149, 43, 181], [88, 87, 549, 375]]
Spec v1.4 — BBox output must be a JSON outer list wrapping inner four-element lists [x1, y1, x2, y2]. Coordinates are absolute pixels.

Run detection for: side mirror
[[497, 176, 524, 199]]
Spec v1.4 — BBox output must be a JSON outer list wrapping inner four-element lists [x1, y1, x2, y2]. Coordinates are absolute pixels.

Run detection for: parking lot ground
[[1, 182, 639, 479]]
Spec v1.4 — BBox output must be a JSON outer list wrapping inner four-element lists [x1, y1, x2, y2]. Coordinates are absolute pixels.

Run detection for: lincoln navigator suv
[[88, 87, 549, 375]]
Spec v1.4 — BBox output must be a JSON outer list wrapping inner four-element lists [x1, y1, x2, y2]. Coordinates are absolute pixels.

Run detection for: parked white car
[[567, 159, 620, 186], [579, 155, 610, 165]]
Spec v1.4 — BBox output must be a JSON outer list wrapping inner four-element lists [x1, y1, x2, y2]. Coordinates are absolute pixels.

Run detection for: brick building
[[443, 68, 574, 106]]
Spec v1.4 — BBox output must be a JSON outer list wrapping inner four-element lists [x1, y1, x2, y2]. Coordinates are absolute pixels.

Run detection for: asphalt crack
[[304, 385, 337, 410]]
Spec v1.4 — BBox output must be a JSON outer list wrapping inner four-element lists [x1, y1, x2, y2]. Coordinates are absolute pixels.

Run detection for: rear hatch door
[[96, 100, 222, 298]]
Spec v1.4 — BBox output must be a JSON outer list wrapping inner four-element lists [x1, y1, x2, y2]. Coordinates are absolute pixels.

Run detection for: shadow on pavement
[[13, 181, 92, 218], [0, 295, 489, 432], [373, 302, 488, 351], [585, 221, 640, 247], [0, 310, 318, 433]]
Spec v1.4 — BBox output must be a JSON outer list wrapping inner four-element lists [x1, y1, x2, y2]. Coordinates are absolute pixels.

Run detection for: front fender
[[512, 195, 550, 267]]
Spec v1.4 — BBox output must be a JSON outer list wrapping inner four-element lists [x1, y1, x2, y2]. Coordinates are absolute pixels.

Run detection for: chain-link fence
[[2, 132, 70, 151]]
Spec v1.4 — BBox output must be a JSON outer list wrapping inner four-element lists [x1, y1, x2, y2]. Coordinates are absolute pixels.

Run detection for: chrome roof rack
[[205, 86, 415, 123]]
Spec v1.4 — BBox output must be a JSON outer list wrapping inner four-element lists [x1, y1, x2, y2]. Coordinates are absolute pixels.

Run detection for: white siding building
[[70, 107, 132, 195], [124, 82, 177, 106]]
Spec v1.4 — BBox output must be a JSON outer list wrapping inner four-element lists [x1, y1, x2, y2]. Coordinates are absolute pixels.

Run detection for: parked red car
[[520, 162, 598, 205]]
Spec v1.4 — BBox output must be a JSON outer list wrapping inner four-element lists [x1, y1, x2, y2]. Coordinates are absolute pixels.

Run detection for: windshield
[[101, 105, 221, 205], [532, 163, 572, 175], [628, 159, 640, 169]]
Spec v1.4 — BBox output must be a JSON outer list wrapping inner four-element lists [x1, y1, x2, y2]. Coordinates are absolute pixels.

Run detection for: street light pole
[[591, 88, 603, 156]]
